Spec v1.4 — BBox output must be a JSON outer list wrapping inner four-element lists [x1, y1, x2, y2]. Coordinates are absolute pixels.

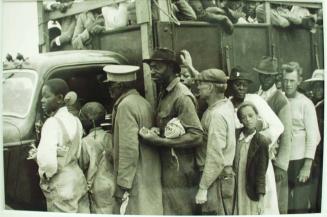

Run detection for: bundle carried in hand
[[164, 118, 185, 171]]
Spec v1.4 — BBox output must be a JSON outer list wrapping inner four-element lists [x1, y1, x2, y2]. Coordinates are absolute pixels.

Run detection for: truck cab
[[3, 50, 128, 210]]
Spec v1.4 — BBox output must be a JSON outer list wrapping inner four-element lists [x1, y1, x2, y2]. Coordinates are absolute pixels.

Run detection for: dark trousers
[[274, 165, 288, 214], [288, 159, 311, 214]]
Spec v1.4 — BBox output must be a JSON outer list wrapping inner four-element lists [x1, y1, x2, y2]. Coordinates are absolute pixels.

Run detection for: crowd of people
[[45, 0, 136, 51], [172, 0, 323, 33], [27, 47, 324, 215], [44, 0, 323, 50]]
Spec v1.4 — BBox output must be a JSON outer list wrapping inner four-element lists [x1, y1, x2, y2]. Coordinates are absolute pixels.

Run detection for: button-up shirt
[[197, 98, 236, 190]]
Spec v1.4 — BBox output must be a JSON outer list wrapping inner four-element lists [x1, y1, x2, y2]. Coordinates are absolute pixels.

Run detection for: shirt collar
[[166, 77, 180, 92], [208, 98, 228, 110], [54, 106, 68, 117], [258, 84, 277, 100], [239, 130, 256, 143], [114, 89, 139, 108]]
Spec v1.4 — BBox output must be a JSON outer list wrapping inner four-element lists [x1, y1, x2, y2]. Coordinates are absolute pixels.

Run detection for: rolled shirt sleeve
[[199, 113, 227, 190], [37, 118, 59, 179]]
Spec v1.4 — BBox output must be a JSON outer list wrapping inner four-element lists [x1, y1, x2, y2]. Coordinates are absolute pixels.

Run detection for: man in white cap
[[281, 62, 320, 213], [103, 65, 163, 215], [302, 69, 324, 213]]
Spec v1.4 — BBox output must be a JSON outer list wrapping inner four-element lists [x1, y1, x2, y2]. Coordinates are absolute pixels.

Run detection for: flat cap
[[196, 68, 229, 84], [103, 65, 139, 82]]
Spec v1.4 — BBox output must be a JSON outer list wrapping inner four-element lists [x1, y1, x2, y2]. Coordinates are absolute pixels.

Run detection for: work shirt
[[37, 106, 83, 178], [156, 77, 203, 215], [288, 92, 320, 160], [196, 98, 236, 190]]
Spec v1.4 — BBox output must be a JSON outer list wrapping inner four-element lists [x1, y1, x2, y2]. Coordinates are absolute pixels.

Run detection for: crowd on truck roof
[[42, 0, 323, 51]]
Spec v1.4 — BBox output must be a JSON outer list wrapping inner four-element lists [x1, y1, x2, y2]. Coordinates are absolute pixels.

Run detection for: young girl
[[234, 102, 270, 215], [78, 102, 115, 214], [29, 78, 89, 212]]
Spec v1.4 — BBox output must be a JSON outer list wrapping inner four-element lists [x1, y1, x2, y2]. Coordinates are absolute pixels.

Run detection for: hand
[[179, 50, 193, 68], [274, 166, 286, 182], [195, 188, 207, 204], [139, 127, 160, 143], [257, 194, 264, 214], [26, 143, 37, 160], [58, 2, 73, 13], [297, 166, 311, 183], [50, 38, 59, 48], [150, 127, 160, 135], [50, 2, 60, 10], [90, 25, 105, 35]]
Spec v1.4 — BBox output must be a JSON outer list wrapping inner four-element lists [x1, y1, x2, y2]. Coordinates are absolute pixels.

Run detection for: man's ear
[[298, 76, 303, 85], [56, 94, 65, 105]]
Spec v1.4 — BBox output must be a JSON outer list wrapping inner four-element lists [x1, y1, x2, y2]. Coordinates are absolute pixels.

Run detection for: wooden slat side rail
[[48, 0, 128, 20]]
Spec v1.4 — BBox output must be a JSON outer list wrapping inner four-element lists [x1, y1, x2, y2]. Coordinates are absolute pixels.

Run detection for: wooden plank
[[265, 1, 271, 25], [137, 0, 156, 108], [37, 0, 49, 53], [155, 0, 170, 22], [247, 0, 322, 8], [48, 0, 127, 20]]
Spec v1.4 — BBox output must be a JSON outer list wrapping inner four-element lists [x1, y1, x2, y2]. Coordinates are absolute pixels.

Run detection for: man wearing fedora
[[139, 48, 203, 215], [228, 66, 283, 214], [302, 69, 324, 213], [103, 65, 163, 215], [281, 62, 320, 213], [255, 56, 292, 214]]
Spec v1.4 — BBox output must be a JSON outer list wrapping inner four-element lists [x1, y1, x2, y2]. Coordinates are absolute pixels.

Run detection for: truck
[[3, 0, 324, 211]]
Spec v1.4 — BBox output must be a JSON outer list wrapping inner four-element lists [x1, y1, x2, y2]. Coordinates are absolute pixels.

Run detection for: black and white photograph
[[0, 0, 326, 216]]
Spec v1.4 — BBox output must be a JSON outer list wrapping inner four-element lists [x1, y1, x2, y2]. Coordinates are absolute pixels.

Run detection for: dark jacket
[[235, 129, 270, 201]]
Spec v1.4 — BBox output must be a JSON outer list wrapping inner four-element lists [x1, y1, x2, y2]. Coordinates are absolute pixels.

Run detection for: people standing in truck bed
[[140, 48, 203, 215], [44, 0, 77, 51], [78, 102, 115, 214], [72, 8, 105, 50]]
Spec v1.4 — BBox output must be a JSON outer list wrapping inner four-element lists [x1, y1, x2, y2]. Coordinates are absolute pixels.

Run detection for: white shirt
[[102, 3, 129, 30], [231, 94, 284, 147], [258, 84, 278, 101], [37, 107, 83, 178]]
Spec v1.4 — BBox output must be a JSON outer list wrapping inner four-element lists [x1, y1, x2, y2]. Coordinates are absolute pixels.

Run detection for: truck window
[[3, 70, 37, 118]]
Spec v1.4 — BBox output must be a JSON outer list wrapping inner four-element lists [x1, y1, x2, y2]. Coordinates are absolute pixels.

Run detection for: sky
[[1, 1, 39, 59]]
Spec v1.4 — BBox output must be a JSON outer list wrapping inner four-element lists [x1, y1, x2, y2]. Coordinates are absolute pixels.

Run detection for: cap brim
[[228, 77, 253, 83], [253, 67, 278, 75], [303, 78, 324, 83]]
